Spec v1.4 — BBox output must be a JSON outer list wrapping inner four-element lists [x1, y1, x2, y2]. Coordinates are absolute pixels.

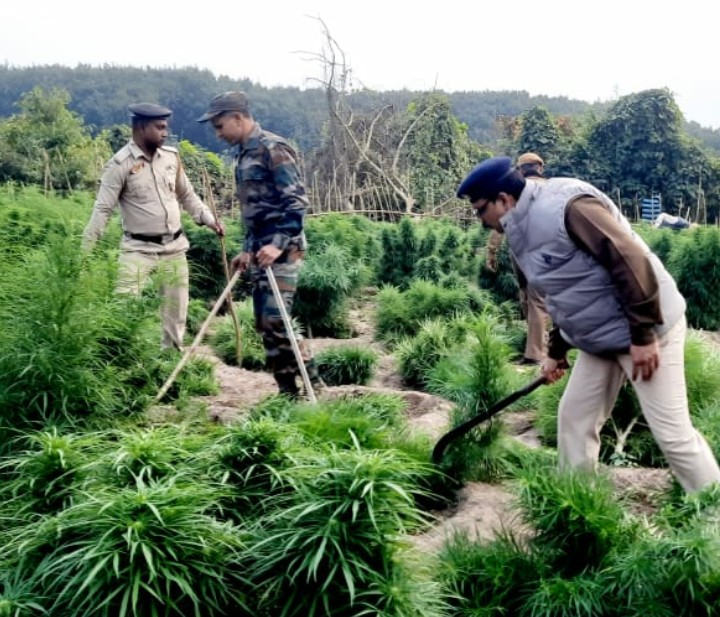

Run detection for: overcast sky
[[3, 0, 719, 129]]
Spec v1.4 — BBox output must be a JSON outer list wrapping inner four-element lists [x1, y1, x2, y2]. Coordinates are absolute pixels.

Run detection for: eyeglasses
[[474, 198, 493, 219]]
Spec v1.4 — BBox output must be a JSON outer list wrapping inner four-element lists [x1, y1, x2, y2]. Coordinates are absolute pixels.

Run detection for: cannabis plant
[[316, 345, 379, 386], [209, 302, 265, 370], [16, 477, 247, 617], [247, 444, 434, 616]]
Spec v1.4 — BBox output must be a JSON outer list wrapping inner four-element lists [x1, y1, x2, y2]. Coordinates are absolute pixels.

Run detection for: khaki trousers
[[557, 317, 720, 493], [521, 285, 550, 362], [117, 250, 189, 350]]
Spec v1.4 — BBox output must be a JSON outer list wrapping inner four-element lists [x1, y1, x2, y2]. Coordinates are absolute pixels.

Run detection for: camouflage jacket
[[235, 123, 308, 253]]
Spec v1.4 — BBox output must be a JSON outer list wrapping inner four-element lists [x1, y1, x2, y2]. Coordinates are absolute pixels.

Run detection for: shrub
[[377, 217, 419, 289], [521, 573, 606, 617], [316, 345, 378, 385], [670, 228, 720, 329], [294, 242, 366, 338], [427, 313, 518, 417], [7, 477, 247, 617], [375, 279, 492, 344], [184, 217, 242, 303], [246, 446, 435, 616], [105, 426, 202, 486], [210, 418, 303, 519], [186, 298, 210, 335], [601, 501, 720, 616], [287, 393, 407, 451], [426, 314, 522, 482], [0, 428, 90, 515], [152, 353, 219, 403], [685, 330, 720, 411], [209, 302, 265, 370], [438, 529, 544, 616], [515, 467, 636, 576], [0, 235, 179, 434], [395, 318, 458, 388], [305, 213, 380, 267]]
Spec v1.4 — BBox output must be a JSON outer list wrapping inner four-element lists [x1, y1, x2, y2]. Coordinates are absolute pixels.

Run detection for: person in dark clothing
[[485, 152, 550, 365]]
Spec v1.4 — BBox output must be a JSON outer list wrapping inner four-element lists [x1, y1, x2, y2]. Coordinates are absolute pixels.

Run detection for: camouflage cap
[[128, 103, 172, 119], [197, 91, 250, 122]]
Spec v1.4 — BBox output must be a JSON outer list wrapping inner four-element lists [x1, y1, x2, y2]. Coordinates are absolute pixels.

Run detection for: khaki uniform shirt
[[83, 141, 216, 253]]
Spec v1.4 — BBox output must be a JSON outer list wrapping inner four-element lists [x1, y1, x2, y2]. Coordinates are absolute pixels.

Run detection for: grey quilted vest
[[503, 178, 686, 355]]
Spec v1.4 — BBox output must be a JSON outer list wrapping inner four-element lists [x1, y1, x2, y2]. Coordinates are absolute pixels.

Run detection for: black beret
[[128, 103, 172, 119], [457, 156, 514, 202]]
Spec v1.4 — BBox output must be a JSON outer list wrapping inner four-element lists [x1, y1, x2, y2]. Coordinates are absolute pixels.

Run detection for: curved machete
[[432, 375, 547, 465]]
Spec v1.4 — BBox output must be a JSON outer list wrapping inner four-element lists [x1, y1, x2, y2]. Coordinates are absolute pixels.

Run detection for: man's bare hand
[[631, 340, 660, 381], [231, 251, 252, 273], [256, 245, 282, 268], [207, 221, 225, 237], [541, 356, 569, 384]]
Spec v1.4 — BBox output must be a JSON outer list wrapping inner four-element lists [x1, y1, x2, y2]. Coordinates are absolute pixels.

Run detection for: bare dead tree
[[300, 17, 448, 217]]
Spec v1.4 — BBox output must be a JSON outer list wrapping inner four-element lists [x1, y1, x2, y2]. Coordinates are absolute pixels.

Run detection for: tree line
[[1, 63, 720, 221]]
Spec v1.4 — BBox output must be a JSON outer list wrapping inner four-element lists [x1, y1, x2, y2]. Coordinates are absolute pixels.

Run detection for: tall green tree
[[0, 87, 109, 191], [587, 89, 685, 200], [403, 93, 486, 210], [515, 106, 563, 170]]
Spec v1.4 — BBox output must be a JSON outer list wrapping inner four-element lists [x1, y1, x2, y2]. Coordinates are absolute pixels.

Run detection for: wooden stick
[[154, 271, 240, 404], [266, 266, 317, 404], [203, 169, 243, 367]]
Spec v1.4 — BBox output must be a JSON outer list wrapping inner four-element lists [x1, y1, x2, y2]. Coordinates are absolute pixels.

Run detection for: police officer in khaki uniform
[[83, 103, 224, 349], [485, 152, 551, 365]]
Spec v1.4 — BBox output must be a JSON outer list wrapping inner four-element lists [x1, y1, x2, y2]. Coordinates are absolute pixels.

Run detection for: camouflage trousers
[[250, 249, 320, 396]]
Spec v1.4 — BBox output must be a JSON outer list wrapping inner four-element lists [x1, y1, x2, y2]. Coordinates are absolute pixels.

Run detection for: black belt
[[126, 229, 184, 244]]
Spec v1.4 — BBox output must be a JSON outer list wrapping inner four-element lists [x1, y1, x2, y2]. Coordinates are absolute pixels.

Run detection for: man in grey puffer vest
[[457, 156, 720, 493]]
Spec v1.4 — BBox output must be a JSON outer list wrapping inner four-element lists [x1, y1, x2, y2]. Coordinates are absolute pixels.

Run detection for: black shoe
[[275, 374, 300, 399], [517, 357, 540, 366]]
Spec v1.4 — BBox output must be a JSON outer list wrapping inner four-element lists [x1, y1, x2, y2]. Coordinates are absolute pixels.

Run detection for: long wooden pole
[[154, 271, 240, 404], [203, 169, 243, 366], [265, 266, 316, 404]]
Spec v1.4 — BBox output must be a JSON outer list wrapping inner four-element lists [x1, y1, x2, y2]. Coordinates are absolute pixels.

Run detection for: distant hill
[[2, 64, 719, 154]]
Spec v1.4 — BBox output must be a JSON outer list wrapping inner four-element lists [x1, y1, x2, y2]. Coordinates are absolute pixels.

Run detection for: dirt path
[[187, 302, 675, 551]]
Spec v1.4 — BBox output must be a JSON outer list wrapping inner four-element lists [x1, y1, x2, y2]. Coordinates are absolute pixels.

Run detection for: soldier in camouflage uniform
[[198, 91, 322, 398]]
